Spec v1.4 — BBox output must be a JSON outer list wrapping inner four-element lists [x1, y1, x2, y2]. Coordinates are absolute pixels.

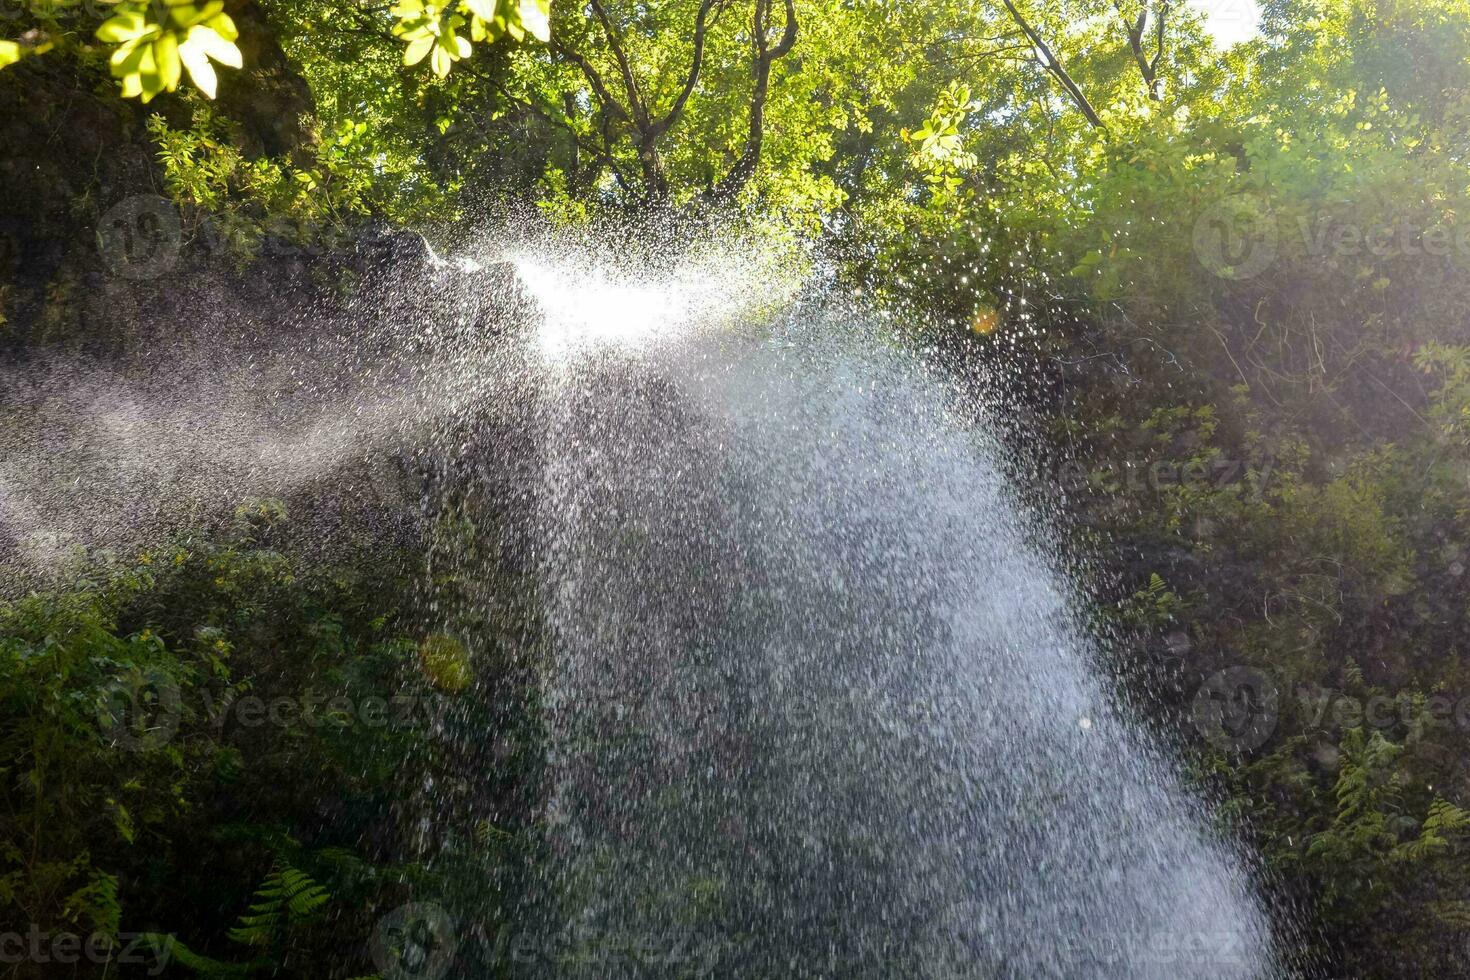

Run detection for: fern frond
[[1423, 798, 1470, 836], [1428, 900, 1470, 929], [225, 862, 331, 947], [1391, 797, 1470, 862], [63, 869, 121, 937], [474, 820, 523, 850], [141, 934, 266, 977]]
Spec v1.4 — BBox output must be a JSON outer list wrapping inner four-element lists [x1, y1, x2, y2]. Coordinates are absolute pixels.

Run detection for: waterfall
[[0, 228, 1280, 978], [504, 243, 1276, 978]]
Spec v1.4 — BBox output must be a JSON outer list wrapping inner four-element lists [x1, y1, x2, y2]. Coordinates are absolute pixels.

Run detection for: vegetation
[[0, 501, 543, 977], [4, 0, 1470, 976]]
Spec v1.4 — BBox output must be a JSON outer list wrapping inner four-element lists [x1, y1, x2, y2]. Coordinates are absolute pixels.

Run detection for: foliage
[[903, 81, 980, 198], [392, 0, 551, 77], [226, 862, 331, 948], [146, 104, 394, 259], [2, 0, 548, 105], [97, 1, 242, 102], [0, 506, 541, 977], [0, 1, 242, 100]]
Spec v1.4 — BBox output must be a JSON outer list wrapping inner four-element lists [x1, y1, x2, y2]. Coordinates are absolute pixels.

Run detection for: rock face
[[0, 2, 326, 353], [0, 58, 154, 335], [216, 0, 320, 162]]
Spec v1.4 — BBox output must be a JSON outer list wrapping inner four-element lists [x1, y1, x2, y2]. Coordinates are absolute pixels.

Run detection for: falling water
[[0, 227, 1279, 977], [509, 241, 1276, 978]]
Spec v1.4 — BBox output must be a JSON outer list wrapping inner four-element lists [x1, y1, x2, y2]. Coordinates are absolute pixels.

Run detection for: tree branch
[[588, 0, 651, 128], [709, 0, 798, 200], [999, 0, 1107, 129], [550, 41, 632, 124], [767, 0, 798, 58], [647, 0, 727, 142], [1151, 0, 1169, 77], [1113, 0, 1166, 100], [493, 82, 637, 198]]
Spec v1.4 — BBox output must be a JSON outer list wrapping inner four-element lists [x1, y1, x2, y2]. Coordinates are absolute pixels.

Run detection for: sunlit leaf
[[153, 33, 182, 93], [97, 12, 149, 44], [179, 42, 218, 97], [404, 34, 434, 65], [519, 0, 551, 42]]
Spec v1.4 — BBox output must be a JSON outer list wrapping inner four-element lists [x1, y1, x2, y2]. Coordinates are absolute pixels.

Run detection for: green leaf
[[111, 800, 136, 844], [185, 24, 243, 69], [430, 41, 454, 76], [97, 12, 150, 44], [519, 0, 551, 42], [153, 33, 182, 93], [404, 34, 434, 65]]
